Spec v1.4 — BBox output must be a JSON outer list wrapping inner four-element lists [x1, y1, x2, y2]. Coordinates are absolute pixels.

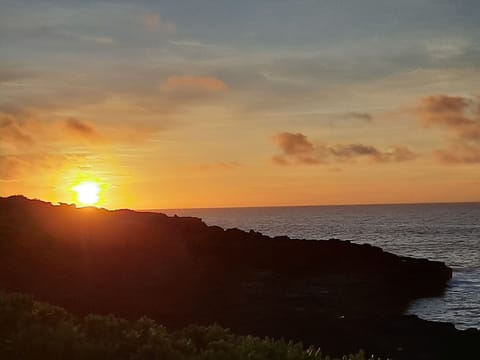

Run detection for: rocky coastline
[[0, 196, 478, 359]]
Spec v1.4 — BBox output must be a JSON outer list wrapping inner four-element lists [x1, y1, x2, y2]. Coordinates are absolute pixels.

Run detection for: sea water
[[160, 203, 480, 330]]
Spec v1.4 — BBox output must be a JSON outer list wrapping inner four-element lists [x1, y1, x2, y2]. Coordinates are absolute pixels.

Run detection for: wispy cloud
[[339, 112, 373, 122], [0, 108, 159, 183], [161, 75, 227, 93], [64, 118, 104, 143], [0, 109, 160, 150], [0, 153, 86, 180], [58, 30, 116, 45], [144, 13, 176, 33], [412, 94, 480, 163], [435, 143, 480, 164], [168, 39, 217, 48], [0, 115, 35, 147], [272, 132, 417, 165], [329, 143, 416, 162], [415, 95, 480, 141], [426, 38, 470, 60]]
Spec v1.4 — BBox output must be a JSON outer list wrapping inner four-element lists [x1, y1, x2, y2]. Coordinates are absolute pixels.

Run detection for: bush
[[0, 291, 377, 360]]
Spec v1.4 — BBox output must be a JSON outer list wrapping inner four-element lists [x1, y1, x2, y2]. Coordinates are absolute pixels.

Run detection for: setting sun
[[73, 182, 100, 206]]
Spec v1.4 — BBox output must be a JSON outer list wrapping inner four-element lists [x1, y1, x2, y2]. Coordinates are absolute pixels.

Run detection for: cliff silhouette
[[0, 195, 478, 359]]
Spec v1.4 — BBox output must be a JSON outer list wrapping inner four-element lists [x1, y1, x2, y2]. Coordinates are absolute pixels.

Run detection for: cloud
[[0, 110, 158, 182], [57, 30, 116, 45], [168, 40, 217, 48], [64, 118, 103, 143], [412, 94, 480, 163], [0, 110, 158, 152], [329, 143, 417, 163], [144, 13, 176, 33], [0, 153, 85, 180], [273, 132, 314, 155], [0, 111, 106, 148], [340, 112, 373, 122], [435, 143, 480, 164], [272, 132, 417, 165], [415, 95, 476, 130], [63, 117, 160, 145], [384, 145, 419, 162], [161, 76, 227, 93], [272, 132, 325, 165], [330, 143, 379, 158], [0, 115, 35, 147], [329, 144, 416, 162], [426, 38, 470, 60]]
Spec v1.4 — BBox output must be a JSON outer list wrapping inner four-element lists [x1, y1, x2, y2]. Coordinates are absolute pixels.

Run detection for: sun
[[73, 181, 100, 206]]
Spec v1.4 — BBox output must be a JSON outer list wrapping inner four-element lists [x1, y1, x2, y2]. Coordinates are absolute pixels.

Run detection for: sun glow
[[73, 182, 100, 206]]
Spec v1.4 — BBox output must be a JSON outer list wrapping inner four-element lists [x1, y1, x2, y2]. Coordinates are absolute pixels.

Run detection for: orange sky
[[1, 1, 479, 209]]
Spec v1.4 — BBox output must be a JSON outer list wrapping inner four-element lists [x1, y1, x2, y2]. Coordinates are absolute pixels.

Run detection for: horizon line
[[144, 200, 480, 212], [2, 195, 478, 212]]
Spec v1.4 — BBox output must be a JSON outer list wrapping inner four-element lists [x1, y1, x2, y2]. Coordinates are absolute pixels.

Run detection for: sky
[[1, 0, 479, 209]]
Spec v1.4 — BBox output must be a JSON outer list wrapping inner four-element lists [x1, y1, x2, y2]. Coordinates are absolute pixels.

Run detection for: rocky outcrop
[[0, 196, 477, 359]]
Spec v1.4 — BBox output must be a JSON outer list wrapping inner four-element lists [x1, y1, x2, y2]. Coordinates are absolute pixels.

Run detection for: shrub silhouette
[[0, 291, 374, 360]]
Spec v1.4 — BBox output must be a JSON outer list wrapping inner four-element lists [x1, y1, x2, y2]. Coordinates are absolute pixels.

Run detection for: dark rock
[[0, 195, 477, 359]]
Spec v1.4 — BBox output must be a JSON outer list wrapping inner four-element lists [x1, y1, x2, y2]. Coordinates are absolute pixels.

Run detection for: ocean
[[159, 203, 480, 330]]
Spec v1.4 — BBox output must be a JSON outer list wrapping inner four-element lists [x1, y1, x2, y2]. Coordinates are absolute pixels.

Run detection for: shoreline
[[1, 195, 479, 359]]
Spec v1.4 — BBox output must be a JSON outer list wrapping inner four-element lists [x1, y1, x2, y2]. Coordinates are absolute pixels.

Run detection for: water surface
[[160, 203, 480, 329]]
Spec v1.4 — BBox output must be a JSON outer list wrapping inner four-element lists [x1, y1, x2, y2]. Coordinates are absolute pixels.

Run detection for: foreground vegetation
[[0, 292, 376, 360]]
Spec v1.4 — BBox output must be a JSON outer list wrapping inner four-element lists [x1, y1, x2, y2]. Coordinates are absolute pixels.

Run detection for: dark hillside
[[0, 196, 478, 359]]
